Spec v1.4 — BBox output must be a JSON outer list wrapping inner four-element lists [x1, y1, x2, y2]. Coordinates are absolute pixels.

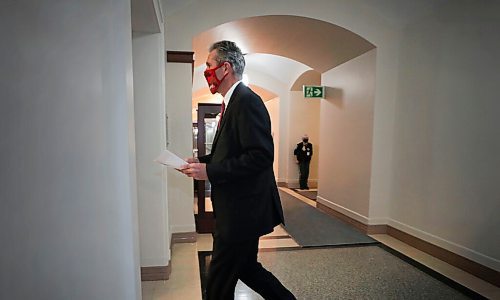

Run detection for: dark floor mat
[[280, 190, 376, 247]]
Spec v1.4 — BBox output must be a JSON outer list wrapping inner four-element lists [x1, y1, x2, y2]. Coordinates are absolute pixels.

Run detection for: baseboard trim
[[140, 232, 196, 282], [367, 224, 389, 235], [315, 201, 499, 287], [141, 265, 171, 281], [316, 196, 370, 225], [172, 231, 197, 244], [386, 226, 499, 287], [316, 202, 370, 233], [286, 179, 318, 189], [260, 235, 291, 240]]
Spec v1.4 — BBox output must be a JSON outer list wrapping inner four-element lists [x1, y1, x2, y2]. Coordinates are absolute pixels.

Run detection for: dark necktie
[[217, 101, 225, 129]]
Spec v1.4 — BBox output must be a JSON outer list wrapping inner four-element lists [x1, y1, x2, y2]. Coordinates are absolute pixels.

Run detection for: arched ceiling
[[191, 15, 375, 108], [162, 0, 448, 27], [243, 53, 311, 87], [193, 15, 375, 73], [192, 53, 306, 107], [160, 1, 451, 114], [192, 54, 310, 95], [291, 70, 321, 91]]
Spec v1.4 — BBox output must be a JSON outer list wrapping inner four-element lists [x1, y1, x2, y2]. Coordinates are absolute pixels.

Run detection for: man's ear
[[224, 61, 232, 74]]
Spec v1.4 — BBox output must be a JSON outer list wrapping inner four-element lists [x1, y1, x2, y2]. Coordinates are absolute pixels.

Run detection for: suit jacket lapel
[[211, 83, 244, 153]]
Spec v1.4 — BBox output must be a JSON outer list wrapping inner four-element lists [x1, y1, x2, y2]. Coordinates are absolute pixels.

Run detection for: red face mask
[[204, 63, 227, 94]]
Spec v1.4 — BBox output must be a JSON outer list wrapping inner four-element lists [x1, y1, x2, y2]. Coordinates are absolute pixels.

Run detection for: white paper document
[[154, 149, 187, 169]]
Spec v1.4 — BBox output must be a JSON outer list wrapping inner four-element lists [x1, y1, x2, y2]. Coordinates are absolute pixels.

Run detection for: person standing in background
[[180, 40, 296, 300], [294, 134, 313, 190]]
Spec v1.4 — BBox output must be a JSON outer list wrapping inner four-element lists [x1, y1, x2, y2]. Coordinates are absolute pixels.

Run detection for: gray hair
[[209, 40, 245, 79]]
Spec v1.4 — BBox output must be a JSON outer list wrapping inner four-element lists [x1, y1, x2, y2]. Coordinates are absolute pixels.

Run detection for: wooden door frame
[[195, 103, 221, 233]]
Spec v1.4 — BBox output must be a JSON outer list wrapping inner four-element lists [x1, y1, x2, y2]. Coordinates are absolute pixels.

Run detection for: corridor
[[2, 1, 499, 299]]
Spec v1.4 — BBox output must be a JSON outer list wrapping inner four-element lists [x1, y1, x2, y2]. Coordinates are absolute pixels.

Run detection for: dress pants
[[206, 235, 296, 300], [299, 160, 310, 189]]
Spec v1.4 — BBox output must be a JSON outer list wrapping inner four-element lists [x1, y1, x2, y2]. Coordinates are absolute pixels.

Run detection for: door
[[194, 103, 221, 233]]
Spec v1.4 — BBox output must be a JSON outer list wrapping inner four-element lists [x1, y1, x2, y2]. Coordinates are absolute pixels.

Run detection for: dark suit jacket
[[198, 83, 284, 242], [294, 142, 313, 162]]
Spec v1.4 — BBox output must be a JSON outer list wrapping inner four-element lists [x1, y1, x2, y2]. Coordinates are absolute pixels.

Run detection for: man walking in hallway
[[180, 40, 296, 300], [294, 134, 313, 190]]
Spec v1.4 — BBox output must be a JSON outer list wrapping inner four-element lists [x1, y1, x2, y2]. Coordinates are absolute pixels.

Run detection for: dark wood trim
[[166, 51, 194, 63], [260, 235, 292, 240], [195, 213, 216, 233], [366, 224, 389, 235], [277, 181, 287, 187], [166, 50, 195, 80], [316, 201, 499, 287], [172, 231, 197, 244], [317, 202, 388, 234], [258, 246, 303, 252], [316, 202, 371, 234], [387, 226, 500, 287], [141, 232, 196, 281], [141, 265, 171, 281], [195, 103, 221, 234]]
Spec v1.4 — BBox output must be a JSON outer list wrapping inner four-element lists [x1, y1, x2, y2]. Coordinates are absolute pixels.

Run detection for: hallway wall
[[287, 91, 321, 188], [390, 1, 500, 270], [0, 1, 141, 299], [132, 32, 170, 267], [318, 49, 376, 219], [165, 63, 197, 234], [264, 97, 280, 177]]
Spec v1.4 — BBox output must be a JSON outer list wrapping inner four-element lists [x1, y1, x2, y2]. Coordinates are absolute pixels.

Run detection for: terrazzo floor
[[199, 246, 473, 299]]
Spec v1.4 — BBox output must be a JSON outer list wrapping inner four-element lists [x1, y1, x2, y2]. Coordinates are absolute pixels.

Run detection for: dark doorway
[[194, 103, 221, 233]]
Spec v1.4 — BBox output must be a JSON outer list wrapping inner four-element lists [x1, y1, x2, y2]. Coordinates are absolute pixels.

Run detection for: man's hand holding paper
[[154, 149, 188, 169], [180, 157, 208, 181]]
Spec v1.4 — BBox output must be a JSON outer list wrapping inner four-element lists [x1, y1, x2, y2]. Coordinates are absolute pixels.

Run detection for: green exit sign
[[303, 85, 325, 98]]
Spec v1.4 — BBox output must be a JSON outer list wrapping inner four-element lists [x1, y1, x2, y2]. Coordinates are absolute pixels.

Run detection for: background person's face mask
[[204, 63, 227, 94]]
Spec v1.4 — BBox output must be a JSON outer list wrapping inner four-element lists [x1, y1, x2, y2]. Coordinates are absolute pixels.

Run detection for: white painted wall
[[264, 97, 280, 176], [278, 91, 292, 185], [287, 91, 320, 188], [166, 63, 196, 234], [0, 1, 140, 299], [132, 32, 170, 267], [390, 2, 500, 270], [318, 50, 376, 219], [243, 70, 291, 183]]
